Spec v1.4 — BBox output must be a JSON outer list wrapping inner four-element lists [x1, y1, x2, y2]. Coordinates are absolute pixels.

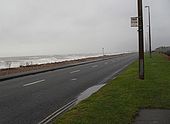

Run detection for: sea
[[0, 54, 102, 69]]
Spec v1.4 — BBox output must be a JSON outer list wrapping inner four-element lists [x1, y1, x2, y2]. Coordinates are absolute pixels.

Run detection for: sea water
[[0, 54, 101, 69]]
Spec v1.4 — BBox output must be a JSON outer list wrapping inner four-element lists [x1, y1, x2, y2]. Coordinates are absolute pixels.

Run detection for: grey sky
[[0, 0, 169, 57]]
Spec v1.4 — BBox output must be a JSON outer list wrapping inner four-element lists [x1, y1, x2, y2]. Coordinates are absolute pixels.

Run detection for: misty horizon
[[0, 0, 170, 57]]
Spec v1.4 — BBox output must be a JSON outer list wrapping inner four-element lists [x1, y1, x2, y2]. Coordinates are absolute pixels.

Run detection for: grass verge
[[53, 53, 170, 124]]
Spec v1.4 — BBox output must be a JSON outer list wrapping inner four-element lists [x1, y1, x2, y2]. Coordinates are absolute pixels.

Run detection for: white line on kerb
[[38, 99, 76, 124], [23, 79, 45, 87], [92, 65, 98, 68], [70, 70, 80, 74]]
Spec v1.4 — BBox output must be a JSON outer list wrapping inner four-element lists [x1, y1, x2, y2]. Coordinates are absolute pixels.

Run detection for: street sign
[[131, 17, 138, 27]]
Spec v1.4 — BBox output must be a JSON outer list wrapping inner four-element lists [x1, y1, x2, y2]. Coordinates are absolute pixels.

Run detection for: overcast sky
[[0, 0, 169, 57]]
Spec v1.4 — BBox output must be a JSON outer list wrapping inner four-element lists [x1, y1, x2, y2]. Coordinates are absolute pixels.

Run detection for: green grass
[[53, 53, 170, 124]]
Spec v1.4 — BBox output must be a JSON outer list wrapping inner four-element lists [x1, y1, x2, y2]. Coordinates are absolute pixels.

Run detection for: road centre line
[[70, 70, 80, 74], [23, 79, 45, 87], [71, 78, 77, 81]]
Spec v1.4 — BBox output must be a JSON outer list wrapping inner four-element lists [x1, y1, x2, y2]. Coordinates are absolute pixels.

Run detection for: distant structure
[[155, 46, 170, 56]]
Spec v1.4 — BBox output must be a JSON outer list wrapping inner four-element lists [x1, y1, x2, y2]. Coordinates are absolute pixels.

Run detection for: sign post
[[138, 0, 144, 80], [131, 0, 144, 80]]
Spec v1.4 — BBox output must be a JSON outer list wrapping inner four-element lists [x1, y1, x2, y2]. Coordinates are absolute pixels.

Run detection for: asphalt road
[[0, 53, 137, 124]]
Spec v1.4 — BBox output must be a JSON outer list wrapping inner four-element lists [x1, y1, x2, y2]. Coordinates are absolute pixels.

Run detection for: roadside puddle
[[76, 84, 106, 104]]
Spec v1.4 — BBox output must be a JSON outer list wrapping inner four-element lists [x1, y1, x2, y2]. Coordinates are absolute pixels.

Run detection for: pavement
[[0, 53, 137, 124], [133, 109, 170, 124]]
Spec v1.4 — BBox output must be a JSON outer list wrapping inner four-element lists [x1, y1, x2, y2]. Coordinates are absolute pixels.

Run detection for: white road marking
[[92, 65, 98, 68], [71, 78, 77, 81], [38, 99, 76, 124], [23, 79, 45, 87], [70, 70, 80, 74]]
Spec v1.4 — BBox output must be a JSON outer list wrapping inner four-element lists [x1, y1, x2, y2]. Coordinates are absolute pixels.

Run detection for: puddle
[[76, 84, 106, 104]]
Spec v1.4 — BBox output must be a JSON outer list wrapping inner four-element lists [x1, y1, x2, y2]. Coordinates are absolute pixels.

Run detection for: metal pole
[[145, 6, 152, 58], [145, 31, 148, 52], [138, 0, 144, 79], [102, 48, 104, 56]]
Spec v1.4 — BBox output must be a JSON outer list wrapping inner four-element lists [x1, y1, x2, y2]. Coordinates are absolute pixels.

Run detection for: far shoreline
[[0, 54, 127, 77]]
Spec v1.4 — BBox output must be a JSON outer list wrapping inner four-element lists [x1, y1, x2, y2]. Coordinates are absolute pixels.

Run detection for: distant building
[[155, 46, 170, 52], [155, 46, 170, 56]]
